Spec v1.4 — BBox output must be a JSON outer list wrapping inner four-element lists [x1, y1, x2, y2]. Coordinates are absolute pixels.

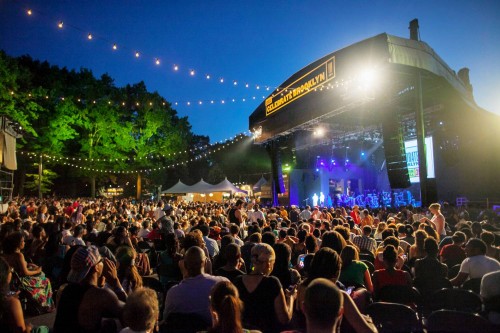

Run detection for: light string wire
[[18, 133, 251, 174], [15, 2, 284, 93]]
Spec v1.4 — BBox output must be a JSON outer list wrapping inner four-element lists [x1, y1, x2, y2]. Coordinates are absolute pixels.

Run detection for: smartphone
[[346, 286, 355, 296], [298, 255, 305, 268]]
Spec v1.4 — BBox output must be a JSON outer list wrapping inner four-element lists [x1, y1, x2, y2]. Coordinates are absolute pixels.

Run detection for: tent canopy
[[253, 176, 268, 192], [162, 178, 247, 194]]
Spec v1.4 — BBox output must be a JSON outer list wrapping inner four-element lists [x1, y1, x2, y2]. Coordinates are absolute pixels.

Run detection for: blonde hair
[[251, 243, 275, 264], [429, 203, 441, 211], [123, 287, 159, 331]]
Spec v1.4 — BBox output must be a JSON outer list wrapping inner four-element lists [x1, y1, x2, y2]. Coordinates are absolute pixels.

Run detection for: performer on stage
[[312, 193, 319, 207], [319, 192, 325, 206]]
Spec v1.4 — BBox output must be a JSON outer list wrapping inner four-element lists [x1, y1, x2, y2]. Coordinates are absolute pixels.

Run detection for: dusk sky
[[1, 0, 499, 142]]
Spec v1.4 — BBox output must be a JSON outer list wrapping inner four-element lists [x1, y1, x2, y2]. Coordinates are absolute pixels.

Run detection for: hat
[[67, 246, 102, 283]]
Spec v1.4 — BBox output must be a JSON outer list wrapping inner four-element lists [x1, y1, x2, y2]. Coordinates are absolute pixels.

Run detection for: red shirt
[[440, 244, 466, 267], [350, 210, 361, 225]]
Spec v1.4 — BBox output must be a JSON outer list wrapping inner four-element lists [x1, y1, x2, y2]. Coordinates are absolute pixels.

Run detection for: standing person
[[233, 244, 295, 333], [420, 203, 446, 239], [299, 206, 312, 222], [350, 206, 361, 226], [229, 200, 245, 238]]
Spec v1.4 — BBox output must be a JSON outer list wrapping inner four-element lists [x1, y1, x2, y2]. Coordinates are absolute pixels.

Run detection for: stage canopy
[[162, 178, 247, 194], [249, 33, 483, 144]]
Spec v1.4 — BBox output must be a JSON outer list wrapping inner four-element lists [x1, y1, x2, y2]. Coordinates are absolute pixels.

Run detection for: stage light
[[359, 68, 376, 88], [313, 127, 325, 137], [361, 152, 365, 156]]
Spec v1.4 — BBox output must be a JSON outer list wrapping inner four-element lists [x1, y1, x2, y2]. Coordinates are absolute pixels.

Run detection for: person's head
[[224, 243, 241, 265], [423, 237, 439, 257], [362, 225, 372, 236], [122, 288, 159, 332], [340, 245, 359, 269], [261, 231, 276, 247], [480, 231, 496, 247], [229, 224, 240, 236], [414, 229, 428, 249], [309, 247, 342, 281], [382, 245, 398, 268], [382, 235, 400, 250], [465, 238, 487, 257], [209, 281, 244, 333], [184, 246, 206, 277], [376, 222, 387, 233], [452, 231, 466, 245], [251, 243, 275, 276], [429, 203, 441, 214], [2, 232, 25, 254], [235, 199, 244, 208], [471, 222, 483, 236], [67, 246, 103, 284], [320, 230, 346, 254], [32, 225, 46, 239], [303, 278, 343, 331], [182, 231, 205, 251]]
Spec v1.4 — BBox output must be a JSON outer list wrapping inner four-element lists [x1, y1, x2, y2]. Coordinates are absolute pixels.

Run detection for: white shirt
[[460, 255, 500, 279]]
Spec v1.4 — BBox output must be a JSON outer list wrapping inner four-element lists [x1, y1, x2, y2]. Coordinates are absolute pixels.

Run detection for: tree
[[24, 163, 57, 195]]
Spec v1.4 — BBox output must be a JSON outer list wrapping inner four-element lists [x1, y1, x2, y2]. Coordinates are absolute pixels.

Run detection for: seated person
[[120, 287, 159, 333], [450, 238, 500, 287], [53, 246, 126, 333], [163, 246, 228, 326], [440, 231, 466, 268], [372, 245, 412, 298]]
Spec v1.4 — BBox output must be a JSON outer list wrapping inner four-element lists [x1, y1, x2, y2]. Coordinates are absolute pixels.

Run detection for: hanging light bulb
[[112, 44, 117, 50], [155, 58, 160, 65], [233, 80, 238, 86], [206, 74, 211, 79], [27, 9, 32, 15], [173, 64, 179, 71], [135, 51, 140, 58], [220, 78, 224, 83], [58, 21, 64, 28], [87, 33, 93, 40], [190, 69, 195, 76]]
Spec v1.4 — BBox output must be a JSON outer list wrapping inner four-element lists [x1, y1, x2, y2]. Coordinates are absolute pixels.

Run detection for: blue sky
[[1, 0, 499, 142]]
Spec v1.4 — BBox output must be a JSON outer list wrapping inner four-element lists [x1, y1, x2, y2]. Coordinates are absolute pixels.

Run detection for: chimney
[[409, 19, 419, 41]]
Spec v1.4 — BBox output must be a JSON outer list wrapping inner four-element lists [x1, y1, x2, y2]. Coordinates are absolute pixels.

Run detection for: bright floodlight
[[313, 127, 325, 137], [359, 68, 376, 88]]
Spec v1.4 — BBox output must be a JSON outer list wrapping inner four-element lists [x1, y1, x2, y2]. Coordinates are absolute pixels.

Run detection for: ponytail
[[208, 281, 244, 333]]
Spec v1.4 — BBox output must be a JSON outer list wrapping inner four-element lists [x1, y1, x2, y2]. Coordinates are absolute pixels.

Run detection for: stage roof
[[249, 33, 484, 144]]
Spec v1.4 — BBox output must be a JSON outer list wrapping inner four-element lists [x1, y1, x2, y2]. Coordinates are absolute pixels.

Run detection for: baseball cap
[[67, 246, 102, 283]]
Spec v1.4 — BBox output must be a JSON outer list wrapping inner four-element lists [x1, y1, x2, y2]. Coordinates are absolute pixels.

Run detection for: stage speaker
[[425, 179, 438, 205], [382, 116, 411, 189], [266, 142, 286, 194]]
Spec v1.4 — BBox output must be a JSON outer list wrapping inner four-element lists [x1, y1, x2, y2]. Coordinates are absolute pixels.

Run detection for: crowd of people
[[1, 196, 500, 332]]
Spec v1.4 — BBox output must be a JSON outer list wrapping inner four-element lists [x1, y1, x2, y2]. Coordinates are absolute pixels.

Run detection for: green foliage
[[24, 164, 58, 195]]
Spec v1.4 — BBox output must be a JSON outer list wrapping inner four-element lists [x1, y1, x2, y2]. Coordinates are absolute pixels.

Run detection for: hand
[[102, 258, 119, 286], [25, 322, 33, 333]]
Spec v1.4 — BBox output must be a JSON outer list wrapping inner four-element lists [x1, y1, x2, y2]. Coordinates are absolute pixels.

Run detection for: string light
[[206, 74, 211, 79], [16, 6, 287, 94], [190, 69, 195, 76], [155, 58, 160, 65], [18, 133, 250, 173]]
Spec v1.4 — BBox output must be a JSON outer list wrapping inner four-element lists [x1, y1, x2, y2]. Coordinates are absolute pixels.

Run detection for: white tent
[[212, 178, 247, 194], [189, 179, 215, 194], [252, 176, 268, 192], [161, 180, 191, 194]]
